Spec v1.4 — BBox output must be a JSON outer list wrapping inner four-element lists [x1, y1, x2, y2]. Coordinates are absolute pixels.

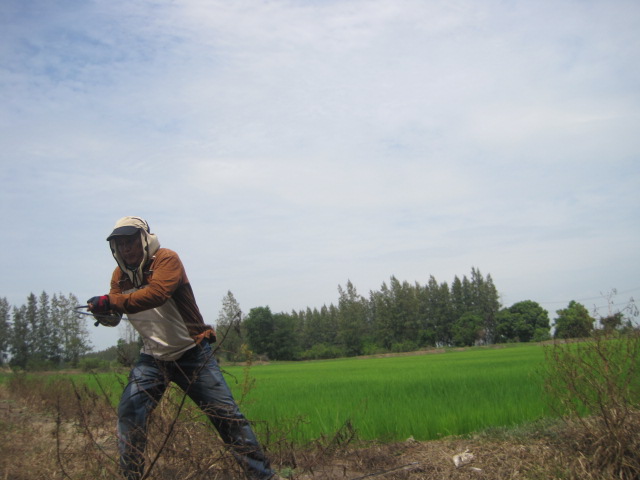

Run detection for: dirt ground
[[286, 436, 564, 480], [0, 380, 568, 480]]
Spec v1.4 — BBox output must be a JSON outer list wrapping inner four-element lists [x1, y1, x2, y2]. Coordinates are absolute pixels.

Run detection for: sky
[[1, 0, 639, 352]]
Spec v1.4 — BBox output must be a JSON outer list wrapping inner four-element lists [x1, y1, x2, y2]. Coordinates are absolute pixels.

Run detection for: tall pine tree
[[216, 291, 244, 361], [0, 298, 10, 365]]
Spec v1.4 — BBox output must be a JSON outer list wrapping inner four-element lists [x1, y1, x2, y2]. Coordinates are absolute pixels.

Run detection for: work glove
[[87, 295, 110, 314]]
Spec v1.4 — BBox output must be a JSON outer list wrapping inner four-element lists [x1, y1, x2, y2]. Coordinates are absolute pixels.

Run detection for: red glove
[[87, 295, 110, 314]]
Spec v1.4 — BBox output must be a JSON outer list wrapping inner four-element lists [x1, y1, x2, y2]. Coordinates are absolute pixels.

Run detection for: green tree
[[0, 298, 9, 365], [55, 293, 92, 366], [422, 276, 453, 346], [495, 308, 517, 342], [216, 291, 244, 361], [600, 312, 623, 333], [389, 276, 420, 345], [290, 309, 305, 350], [597, 289, 638, 333], [271, 313, 298, 360], [497, 300, 550, 343], [452, 312, 484, 346], [9, 305, 29, 368], [116, 338, 140, 367], [298, 307, 317, 351], [45, 292, 64, 365], [370, 282, 394, 349], [244, 306, 274, 358], [4, 293, 91, 369], [337, 281, 368, 356], [469, 268, 501, 344], [243, 306, 299, 360], [322, 304, 340, 346], [297, 304, 340, 357], [37, 291, 63, 366], [449, 268, 501, 344], [450, 275, 467, 321], [25, 293, 39, 361], [554, 301, 595, 339]]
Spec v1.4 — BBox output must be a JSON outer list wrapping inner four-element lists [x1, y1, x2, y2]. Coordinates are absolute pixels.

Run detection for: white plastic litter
[[452, 450, 475, 468]]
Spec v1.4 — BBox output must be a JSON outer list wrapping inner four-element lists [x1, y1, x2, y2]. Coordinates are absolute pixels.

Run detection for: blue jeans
[[117, 342, 274, 480]]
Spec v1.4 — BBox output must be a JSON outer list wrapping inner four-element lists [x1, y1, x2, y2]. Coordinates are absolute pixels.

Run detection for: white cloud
[[1, 0, 639, 350]]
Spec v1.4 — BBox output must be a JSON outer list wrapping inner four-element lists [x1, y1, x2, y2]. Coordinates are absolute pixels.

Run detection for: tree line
[[216, 268, 634, 362], [216, 267, 533, 361], [0, 292, 92, 369], [2, 268, 634, 367]]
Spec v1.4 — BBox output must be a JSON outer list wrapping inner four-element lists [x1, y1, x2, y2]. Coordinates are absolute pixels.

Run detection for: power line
[[537, 287, 640, 306]]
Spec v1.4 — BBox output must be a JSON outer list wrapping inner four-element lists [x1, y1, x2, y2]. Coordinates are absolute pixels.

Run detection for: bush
[[361, 342, 386, 356], [532, 327, 551, 342], [78, 358, 111, 372], [390, 340, 418, 353], [25, 358, 59, 371], [543, 330, 640, 479], [300, 343, 343, 360]]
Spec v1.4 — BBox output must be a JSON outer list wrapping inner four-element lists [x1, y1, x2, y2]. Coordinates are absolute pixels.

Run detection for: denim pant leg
[[117, 354, 168, 480], [174, 343, 275, 480]]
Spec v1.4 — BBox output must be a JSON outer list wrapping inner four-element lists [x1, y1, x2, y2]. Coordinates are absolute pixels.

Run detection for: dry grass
[[1, 366, 639, 480], [542, 331, 640, 480], [549, 412, 640, 480]]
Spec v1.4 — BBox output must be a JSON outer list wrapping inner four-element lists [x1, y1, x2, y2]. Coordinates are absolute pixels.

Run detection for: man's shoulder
[[154, 247, 179, 257], [150, 248, 187, 279], [152, 247, 182, 264]]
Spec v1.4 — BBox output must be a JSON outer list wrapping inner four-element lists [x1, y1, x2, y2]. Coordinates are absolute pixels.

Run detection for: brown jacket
[[108, 248, 216, 357]]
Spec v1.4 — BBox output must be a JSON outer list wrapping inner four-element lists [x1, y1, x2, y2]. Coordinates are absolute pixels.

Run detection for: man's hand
[[87, 295, 110, 314]]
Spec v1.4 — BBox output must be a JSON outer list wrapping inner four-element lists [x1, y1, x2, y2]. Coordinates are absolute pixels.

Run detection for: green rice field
[[228, 344, 550, 443], [5, 343, 552, 445]]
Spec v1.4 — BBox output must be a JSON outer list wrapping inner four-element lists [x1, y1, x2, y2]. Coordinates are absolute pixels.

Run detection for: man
[[87, 216, 276, 480]]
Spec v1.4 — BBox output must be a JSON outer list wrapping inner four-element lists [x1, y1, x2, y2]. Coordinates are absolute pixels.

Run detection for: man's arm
[[109, 249, 186, 314]]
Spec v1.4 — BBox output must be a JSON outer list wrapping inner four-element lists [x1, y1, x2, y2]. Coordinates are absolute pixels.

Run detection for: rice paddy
[[4, 343, 550, 445], [221, 343, 549, 443]]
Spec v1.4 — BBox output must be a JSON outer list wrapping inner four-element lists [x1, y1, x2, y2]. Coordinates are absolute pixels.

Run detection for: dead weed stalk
[[543, 329, 640, 479]]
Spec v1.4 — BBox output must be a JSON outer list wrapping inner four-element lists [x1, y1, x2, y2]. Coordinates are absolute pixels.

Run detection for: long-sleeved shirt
[[108, 247, 215, 360]]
